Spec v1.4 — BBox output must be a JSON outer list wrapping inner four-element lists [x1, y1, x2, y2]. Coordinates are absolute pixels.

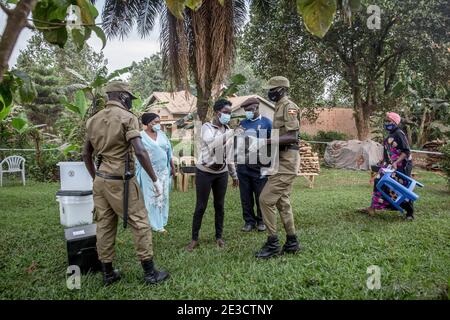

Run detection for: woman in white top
[[186, 99, 239, 251]]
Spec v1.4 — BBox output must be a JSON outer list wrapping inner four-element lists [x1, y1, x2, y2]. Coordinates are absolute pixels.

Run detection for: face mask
[[268, 88, 284, 102], [152, 124, 161, 132], [219, 113, 231, 125], [245, 111, 255, 120], [120, 93, 132, 109], [384, 123, 397, 131]]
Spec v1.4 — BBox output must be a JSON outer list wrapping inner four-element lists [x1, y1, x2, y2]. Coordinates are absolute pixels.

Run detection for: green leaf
[[7, 0, 19, 4], [185, 0, 203, 10], [74, 90, 88, 118], [230, 73, 247, 85], [72, 28, 85, 51], [90, 25, 106, 50], [106, 66, 133, 82], [43, 27, 68, 48], [75, 0, 97, 25], [297, 0, 337, 38], [166, 0, 186, 19], [0, 83, 13, 110], [217, 0, 224, 5], [65, 103, 81, 115], [0, 104, 13, 121], [63, 144, 81, 156], [12, 70, 37, 103], [11, 117, 29, 134]]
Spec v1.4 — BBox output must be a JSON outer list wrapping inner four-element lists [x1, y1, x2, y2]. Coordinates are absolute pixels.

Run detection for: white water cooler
[[56, 162, 94, 227], [56, 162, 100, 274]]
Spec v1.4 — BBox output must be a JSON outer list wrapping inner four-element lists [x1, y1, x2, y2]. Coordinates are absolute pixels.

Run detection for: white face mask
[[152, 124, 161, 132]]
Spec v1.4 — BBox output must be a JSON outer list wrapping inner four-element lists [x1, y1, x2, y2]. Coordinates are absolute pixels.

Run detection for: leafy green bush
[[0, 148, 65, 183], [440, 142, 450, 188]]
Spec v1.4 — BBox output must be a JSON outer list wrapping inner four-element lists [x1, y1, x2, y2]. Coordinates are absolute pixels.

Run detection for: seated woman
[[136, 113, 175, 233], [359, 112, 415, 220]]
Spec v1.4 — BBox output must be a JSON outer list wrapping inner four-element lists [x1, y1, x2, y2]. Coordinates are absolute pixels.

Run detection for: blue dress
[[135, 130, 172, 232]]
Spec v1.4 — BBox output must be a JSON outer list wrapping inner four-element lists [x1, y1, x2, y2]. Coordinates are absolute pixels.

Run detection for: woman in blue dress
[[136, 113, 175, 233]]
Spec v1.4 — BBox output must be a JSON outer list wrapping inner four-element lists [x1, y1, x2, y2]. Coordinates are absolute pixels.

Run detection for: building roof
[[147, 91, 197, 115], [146, 91, 274, 115]]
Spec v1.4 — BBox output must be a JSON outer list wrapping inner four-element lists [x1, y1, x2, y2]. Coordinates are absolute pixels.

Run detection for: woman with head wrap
[[135, 113, 175, 233], [359, 112, 415, 220]]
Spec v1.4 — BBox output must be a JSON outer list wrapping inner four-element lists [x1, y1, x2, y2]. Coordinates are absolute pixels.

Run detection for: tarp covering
[[324, 140, 383, 171]]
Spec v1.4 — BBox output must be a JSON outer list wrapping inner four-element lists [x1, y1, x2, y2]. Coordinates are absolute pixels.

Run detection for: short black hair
[[213, 99, 232, 112]]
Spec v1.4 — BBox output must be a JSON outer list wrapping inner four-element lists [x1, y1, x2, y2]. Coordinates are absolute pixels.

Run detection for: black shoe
[[142, 259, 170, 285], [101, 262, 121, 286], [255, 236, 281, 259], [282, 234, 301, 254], [256, 223, 266, 232], [241, 224, 255, 232]]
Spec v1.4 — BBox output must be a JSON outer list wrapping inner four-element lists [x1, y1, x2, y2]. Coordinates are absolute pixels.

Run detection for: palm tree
[[101, 0, 248, 122]]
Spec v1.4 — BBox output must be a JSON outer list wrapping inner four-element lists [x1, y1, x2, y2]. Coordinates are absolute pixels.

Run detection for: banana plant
[[64, 65, 132, 116], [0, 70, 37, 121]]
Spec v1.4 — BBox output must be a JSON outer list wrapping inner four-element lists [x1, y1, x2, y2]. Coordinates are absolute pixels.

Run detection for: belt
[[280, 145, 299, 151], [95, 171, 134, 180]]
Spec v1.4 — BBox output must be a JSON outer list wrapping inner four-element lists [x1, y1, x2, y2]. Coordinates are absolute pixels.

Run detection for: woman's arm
[[392, 152, 408, 169]]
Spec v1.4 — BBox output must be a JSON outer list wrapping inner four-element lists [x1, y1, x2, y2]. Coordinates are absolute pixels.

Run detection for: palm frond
[[101, 0, 140, 39], [136, 0, 165, 38], [160, 7, 189, 91]]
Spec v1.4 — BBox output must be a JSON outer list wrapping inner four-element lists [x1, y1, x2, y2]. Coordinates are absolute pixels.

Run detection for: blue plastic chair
[[376, 168, 424, 213]]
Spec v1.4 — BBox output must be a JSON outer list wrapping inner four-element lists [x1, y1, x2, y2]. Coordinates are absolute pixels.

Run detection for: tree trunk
[[352, 85, 372, 140], [0, 0, 37, 82], [354, 106, 371, 140], [195, 85, 212, 123]]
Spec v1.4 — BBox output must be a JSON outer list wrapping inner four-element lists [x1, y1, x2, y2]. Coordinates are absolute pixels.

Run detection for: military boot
[[101, 262, 121, 286], [141, 259, 170, 285], [255, 236, 281, 259], [282, 234, 301, 254]]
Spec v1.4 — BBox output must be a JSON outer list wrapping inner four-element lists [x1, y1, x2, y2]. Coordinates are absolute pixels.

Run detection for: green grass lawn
[[0, 168, 449, 300]]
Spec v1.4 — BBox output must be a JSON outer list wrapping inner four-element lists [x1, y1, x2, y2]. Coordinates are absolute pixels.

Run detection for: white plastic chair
[[0, 156, 26, 186]]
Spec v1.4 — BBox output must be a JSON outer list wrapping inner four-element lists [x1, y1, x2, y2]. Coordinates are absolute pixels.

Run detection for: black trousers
[[191, 169, 228, 241], [237, 165, 267, 226]]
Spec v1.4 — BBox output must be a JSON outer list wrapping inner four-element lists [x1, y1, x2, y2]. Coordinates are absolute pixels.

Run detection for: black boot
[[101, 262, 121, 286], [282, 234, 301, 254], [401, 201, 414, 221], [255, 236, 281, 259], [142, 259, 170, 285]]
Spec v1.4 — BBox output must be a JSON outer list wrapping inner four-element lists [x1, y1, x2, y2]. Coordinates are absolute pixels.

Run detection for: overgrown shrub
[[440, 142, 450, 188], [0, 148, 66, 183]]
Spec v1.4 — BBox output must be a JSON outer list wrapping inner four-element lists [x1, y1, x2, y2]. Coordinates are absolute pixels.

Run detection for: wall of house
[[301, 108, 358, 138], [235, 106, 357, 139]]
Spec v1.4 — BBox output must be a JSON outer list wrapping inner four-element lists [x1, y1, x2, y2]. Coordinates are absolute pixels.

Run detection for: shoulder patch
[[287, 108, 299, 116]]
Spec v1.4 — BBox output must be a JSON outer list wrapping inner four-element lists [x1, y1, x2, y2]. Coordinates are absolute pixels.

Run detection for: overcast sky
[[0, 0, 161, 72]]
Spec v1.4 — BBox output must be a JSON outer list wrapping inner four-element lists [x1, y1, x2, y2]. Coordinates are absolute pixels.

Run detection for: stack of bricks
[[298, 141, 320, 175]]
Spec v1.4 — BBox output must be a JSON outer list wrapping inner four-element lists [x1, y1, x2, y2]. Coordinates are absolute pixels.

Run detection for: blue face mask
[[384, 123, 396, 131], [152, 124, 161, 132], [219, 113, 231, 125], [245, 111, 255, 120]]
